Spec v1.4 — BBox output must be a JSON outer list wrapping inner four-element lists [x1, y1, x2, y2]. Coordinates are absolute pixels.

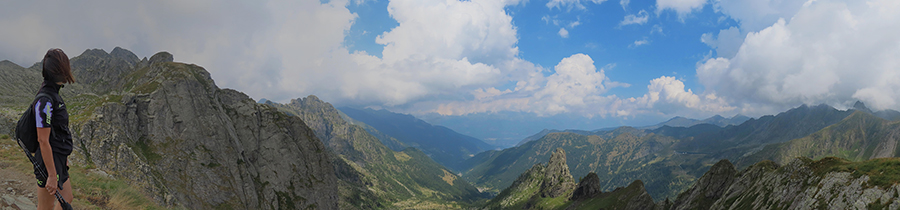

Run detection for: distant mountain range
[[338, 107, 495, 171], [464, 102, 900, 202], [640, 114, 751, 130], [514, 114, 750, 146]]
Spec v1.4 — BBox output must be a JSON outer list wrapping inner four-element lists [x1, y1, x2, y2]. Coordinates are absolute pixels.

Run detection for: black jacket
[[34, 81, 73, 155]]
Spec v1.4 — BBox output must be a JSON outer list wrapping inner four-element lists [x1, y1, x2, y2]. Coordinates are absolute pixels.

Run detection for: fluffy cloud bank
[[697, 0, 900, 114], [431, 53, 732, 118]]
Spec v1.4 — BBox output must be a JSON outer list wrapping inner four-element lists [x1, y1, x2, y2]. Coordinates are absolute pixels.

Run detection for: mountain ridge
[[339, 107, 495, 171]]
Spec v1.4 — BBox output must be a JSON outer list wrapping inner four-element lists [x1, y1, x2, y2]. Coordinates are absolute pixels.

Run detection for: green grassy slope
[[269, 97, 486, 209]]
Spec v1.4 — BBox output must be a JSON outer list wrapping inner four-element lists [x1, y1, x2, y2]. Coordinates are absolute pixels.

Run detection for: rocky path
[[0, 161, 37, 210]]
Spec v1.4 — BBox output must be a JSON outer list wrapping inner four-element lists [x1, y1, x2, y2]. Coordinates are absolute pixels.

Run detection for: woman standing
[[33, 48, 75, 210]]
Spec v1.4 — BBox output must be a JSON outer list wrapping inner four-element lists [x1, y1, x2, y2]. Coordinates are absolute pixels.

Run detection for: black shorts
[[33, 150, 69, 189]]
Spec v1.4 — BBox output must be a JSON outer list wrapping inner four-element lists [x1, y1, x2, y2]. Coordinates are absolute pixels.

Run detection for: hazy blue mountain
[[339, 107, 495, 171], [514, 115, 750, 147], [420, 111, 668, 149], [852, 100, 900, 121], [639, 114, 751, 130]]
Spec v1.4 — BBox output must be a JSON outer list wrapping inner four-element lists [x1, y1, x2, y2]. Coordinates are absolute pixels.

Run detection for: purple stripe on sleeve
[[34, 101, 42, 127]]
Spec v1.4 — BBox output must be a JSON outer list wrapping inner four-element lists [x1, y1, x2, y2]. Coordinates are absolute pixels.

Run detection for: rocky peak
[[80, 48, 112, 58], [149, 51, 174, 65], [570, 172, 601, 200], [671, 159, 736, 210], [853, 100, 873, 113], [540, 148, 575, 198], [110, 46, 140, 66]]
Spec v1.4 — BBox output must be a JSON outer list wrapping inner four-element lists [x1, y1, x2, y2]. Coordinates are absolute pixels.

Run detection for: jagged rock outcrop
[[670, 159, 736, 210], [70, 49, 339, 209], [571, 172, 601, 200], [69, 48, 140, 92], [671, 157, 900, 210], [566, 178, 659, 210], [110, 47, 140, 67], [485, 148, 659, 210], [541, 148, 575, 198]]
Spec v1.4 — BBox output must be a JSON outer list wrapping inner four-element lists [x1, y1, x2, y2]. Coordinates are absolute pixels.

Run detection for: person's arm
[[37, 127, 58, 194], [34, 98, 57, 194]]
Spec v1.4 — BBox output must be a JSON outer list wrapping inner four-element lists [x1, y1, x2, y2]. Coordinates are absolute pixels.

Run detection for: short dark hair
[[42, 48, 75, 84]]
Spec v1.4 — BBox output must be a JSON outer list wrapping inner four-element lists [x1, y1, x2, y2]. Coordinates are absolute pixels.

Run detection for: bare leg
[[53, 180, 73, 210], [36, 186, 55, 210]]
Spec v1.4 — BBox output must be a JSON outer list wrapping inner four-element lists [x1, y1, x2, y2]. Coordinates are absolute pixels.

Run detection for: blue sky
[[344, 0, 731, 100], [1, 0, 898, 146]]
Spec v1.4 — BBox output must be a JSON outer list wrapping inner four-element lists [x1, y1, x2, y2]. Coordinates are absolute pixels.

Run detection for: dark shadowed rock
[[571, 172, 602, 200], [671, 159, 736, 210]]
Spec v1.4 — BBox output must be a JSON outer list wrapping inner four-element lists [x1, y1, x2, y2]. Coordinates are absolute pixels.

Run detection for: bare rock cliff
[[71, 50, 338, 209]]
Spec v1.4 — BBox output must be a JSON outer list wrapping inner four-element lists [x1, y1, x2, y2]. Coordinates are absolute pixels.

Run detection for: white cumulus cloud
[[697, 0, 900, 114], [620, 10, 649, 26], [559, 28, 570, 38]]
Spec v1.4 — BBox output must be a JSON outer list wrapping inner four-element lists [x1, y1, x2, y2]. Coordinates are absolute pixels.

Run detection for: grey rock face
[[1, 194, 35, 210], [69, 48, 139, 93], [620, 180, 659, 210], [74, 58, 338, 209], [110, 47, 140, 67], [571, 172, 601, 200], [671, 159, 736, 210], [148, 52, 173, 65], [670, 157, 900, 210], [540, 148, 575, 198]]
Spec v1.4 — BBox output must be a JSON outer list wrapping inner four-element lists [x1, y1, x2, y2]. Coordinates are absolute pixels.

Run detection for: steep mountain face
[[738, 111, 900, 168], [338, 107, 495, 171], [484, 148, 660, 210], [33, 48, 339, 209], [267, 96, 485, 208], [673, 157, 900, 209], [665, 104, 854, 155], [669, 159, 736, 210]]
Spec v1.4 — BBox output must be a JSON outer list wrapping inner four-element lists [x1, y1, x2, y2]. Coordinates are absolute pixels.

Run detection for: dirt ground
[[0, 160, 38, 210]]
